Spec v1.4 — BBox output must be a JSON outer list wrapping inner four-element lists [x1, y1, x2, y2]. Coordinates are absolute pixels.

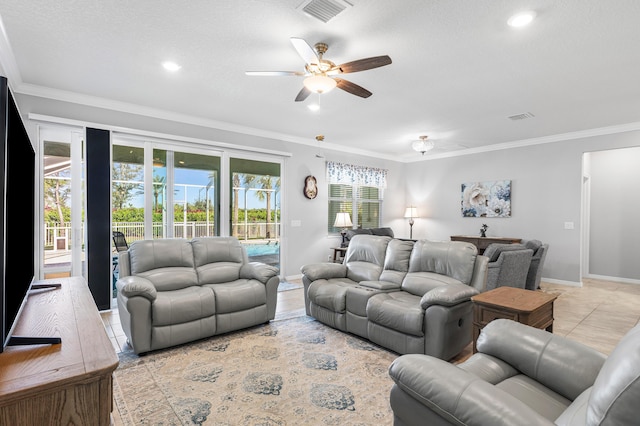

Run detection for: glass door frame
[[112, 133, 224, 240], [38, 124, 86, 279], [228, 151, 286, 277]]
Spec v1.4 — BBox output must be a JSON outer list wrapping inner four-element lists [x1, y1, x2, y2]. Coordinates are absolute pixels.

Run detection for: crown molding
[[402, 121, 640, 163]]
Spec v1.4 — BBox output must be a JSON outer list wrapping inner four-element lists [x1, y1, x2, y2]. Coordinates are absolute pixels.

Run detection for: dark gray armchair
[[389, 319, 640, 425], [521, 239, 549, 290], [483, 243, 533, 290]]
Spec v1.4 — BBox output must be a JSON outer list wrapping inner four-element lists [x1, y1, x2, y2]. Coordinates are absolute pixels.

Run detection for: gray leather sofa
[[389, 319, 640, 425], [116, 237, 279, 354], [301, 234, 488, 360]]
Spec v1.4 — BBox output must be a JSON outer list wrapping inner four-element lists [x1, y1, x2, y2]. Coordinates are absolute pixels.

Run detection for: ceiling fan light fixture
[[412, 136, 434, 155], [303, 74, 337, 94]]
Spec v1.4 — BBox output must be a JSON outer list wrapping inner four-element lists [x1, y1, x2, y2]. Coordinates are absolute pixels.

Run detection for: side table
[[331, 247, 347, 263], [471, 286, 558, 353]]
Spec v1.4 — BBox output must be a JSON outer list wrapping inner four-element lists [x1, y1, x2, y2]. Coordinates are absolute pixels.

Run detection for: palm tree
[[254, 175, 280, 239], [232, 173, 255, 237]]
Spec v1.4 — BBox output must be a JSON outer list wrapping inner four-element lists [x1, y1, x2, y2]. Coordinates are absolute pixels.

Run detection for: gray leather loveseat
[[301, 234, 488, 360], [116, 237, 279, 354], [389, 318, 640, 425]]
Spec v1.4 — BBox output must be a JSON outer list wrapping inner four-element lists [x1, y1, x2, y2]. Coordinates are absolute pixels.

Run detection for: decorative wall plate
[[304, 175, 317, 199]]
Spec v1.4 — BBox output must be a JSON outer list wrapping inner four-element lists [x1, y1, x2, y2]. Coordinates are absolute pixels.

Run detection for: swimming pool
[[244, 243, 280, 257]]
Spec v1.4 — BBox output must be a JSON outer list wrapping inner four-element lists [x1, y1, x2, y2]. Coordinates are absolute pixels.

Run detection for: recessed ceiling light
[[508, 11, 536, 28], [307, 103, 320, 112], [162, 61, 182, 72]]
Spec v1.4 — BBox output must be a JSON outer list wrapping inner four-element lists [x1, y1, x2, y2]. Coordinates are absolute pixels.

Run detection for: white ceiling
[[1, 0, 639, 161]]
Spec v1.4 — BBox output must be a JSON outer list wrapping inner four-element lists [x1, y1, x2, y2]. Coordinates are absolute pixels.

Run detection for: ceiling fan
[[246, 37, 392, 102]]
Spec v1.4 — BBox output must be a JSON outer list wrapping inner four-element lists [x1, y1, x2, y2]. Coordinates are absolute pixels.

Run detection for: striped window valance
[[326, 161, 387, 188]]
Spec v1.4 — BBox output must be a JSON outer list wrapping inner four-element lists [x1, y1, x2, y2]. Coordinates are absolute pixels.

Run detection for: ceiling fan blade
[[334, 78, 372, 98], [245, 71, 304, 76], [290, 37, 319, 65], [336, 55, 392, 74], [295, 86, 312, 102]]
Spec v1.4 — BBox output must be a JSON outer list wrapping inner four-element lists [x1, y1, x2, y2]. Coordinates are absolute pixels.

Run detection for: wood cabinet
[[0, 277, 118, 425], [450, 235, 521, 255]]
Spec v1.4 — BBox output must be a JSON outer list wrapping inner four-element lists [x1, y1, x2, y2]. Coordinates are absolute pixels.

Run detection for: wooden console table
[[0, 277, 118, 425], [450, 235, 521, 255], [471, 286, 557, 353]]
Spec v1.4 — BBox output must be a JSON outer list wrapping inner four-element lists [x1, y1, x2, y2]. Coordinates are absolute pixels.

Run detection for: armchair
[[521, 239, 549, 290], [483, 243, 533, 290], [389, 319, 640, 425]]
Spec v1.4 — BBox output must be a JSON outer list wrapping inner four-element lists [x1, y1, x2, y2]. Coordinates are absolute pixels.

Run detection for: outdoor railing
[[45, 221, 281, 249]]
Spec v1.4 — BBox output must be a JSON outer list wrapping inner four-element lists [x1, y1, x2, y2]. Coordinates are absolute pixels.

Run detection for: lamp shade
[[303, 75, 337, 94], [404, 207, 418, 219], [333, 212, 353, 228]]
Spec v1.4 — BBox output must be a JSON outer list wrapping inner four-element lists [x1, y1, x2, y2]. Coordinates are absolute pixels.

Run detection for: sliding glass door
[[230, 157, 281, 270], [112, 137, 220, 242], [40, 126, 85, 279]]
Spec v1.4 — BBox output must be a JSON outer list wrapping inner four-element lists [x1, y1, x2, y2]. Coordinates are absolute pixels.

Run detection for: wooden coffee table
[[471, 286, 558, 353]]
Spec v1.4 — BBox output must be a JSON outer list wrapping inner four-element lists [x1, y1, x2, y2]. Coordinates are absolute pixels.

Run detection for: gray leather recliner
[[301, 234, 489, 360], [116, 237, 280, 354], [389, 318, 640, 425]]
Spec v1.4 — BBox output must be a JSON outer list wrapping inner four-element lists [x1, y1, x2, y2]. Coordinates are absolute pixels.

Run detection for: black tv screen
[[0, 76, 36, 352]]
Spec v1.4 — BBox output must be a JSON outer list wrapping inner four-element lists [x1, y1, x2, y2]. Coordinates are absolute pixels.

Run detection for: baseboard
[[285, 273, 303, 282], [584, 274, 640, 285], [542, 278, 582, 287]]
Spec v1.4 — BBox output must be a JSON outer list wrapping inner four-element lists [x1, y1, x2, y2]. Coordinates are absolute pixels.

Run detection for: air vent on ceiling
[[508, 112, 535, 121], [297, 0, 353, 23]]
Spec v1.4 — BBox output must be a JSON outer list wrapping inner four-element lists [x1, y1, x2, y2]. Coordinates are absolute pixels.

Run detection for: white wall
[[405, 130, 640, 285], [586, 146, 640, 281]]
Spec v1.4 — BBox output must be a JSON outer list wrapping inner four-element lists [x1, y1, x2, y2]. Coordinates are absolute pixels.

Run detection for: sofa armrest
[[389, 354, 553, 426], [300, 262, 347, 281], [477, 319, 606, 401], [240, 262, 279, 283], [117, 276, 157, 301], [420, 283, 479, 308]]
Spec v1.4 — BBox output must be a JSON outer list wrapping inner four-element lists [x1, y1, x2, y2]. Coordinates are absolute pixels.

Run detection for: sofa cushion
[[152, 286, 216, 326], [367, 291, 424, 337], [344, 235, 391, 282], [307, 278, 359, 313], [129, 239, 198, 291], [379, 239, 414, 285], [484, 243, 527, 262], [402, 272, 466, 297], [521, 239, 542, 252], [408, 240, 477, 286], [206, 279, 267, 314], [192, 237, 245, 284]]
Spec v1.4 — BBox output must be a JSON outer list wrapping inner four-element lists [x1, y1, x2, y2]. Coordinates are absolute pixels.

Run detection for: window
[[327, 162, 386, 232]]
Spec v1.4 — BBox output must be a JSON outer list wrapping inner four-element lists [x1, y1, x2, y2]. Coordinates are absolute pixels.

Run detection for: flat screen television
[[0, 76, 58, 352]]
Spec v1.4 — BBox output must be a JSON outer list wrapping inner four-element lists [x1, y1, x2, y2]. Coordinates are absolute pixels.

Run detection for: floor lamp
[[404, 207, 418, 239], [334, 212, 353, 248]]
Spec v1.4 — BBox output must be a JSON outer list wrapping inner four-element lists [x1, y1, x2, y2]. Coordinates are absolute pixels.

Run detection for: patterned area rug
[[114, 317, 398, 425]]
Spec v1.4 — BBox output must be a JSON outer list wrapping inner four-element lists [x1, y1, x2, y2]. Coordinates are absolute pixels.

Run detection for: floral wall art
[[461, 180, 511, 218]]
